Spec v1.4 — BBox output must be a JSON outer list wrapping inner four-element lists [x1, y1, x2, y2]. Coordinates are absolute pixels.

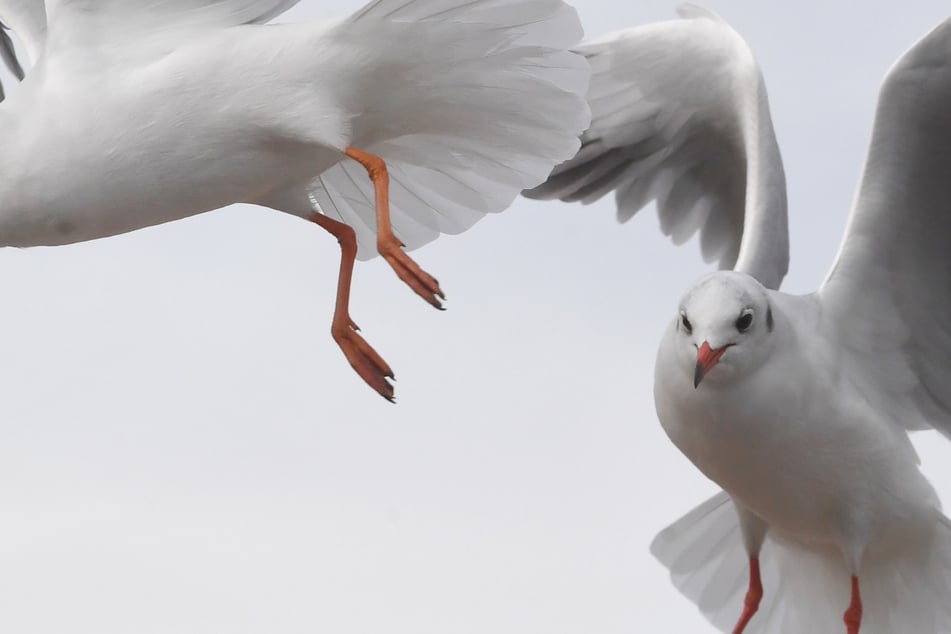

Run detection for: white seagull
[[0, 0, 590, 402], [528, 6, 951, 633]]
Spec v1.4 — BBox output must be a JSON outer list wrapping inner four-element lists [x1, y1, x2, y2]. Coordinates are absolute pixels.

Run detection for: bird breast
[[653, 321, 932, 546]]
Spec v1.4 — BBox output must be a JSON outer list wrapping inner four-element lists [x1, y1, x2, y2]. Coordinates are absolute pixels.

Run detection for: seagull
[[0, 0, 590, 402], [527, 6, 951, 633]]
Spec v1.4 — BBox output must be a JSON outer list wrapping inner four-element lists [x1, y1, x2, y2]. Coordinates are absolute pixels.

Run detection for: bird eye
[[680, 311, 692, 333], [736, 309, 754, 333]]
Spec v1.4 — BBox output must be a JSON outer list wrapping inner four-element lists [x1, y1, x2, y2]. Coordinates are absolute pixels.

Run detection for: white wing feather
[[525, 5, 789, 289], [818, 18, 951, 436]]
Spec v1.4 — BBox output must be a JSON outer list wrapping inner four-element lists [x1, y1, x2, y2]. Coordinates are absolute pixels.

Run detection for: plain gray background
[[1, 1, 950, 632]]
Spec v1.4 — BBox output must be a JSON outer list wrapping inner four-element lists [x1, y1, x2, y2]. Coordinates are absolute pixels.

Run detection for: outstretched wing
[[525, 5, 789, 289], [818, 18, 951, 435]]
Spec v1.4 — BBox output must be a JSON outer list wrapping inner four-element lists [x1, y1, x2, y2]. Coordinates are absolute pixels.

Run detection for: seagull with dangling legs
[[527, 6, 951, 633], [0, 0, 590, 402]]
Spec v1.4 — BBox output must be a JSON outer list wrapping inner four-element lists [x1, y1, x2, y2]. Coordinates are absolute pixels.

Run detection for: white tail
[[652, 492, 951, 632], [290, 0, 591, 259]]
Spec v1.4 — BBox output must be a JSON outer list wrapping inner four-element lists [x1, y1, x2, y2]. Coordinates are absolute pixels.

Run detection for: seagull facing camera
[[528, 4, 951, 632]]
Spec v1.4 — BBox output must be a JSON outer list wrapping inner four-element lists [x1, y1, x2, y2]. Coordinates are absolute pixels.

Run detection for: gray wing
[[525, 5, 789, 290], [818, 17, 951, 436]]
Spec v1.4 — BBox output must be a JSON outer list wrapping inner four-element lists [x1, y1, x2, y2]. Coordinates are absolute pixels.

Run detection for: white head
[[673, 271, 776, 388]]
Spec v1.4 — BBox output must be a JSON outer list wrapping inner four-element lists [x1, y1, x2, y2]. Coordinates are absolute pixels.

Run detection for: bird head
[[674, 272, 775, 388]]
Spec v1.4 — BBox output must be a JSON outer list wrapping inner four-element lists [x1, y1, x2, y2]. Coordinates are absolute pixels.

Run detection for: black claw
[[383, 394, 396, 404]]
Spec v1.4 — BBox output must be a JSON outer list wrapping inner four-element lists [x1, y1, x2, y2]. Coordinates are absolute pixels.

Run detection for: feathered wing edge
[[524, 5, 788, 289], [278, 0, 591, 260], [817, 17, 951, 436]]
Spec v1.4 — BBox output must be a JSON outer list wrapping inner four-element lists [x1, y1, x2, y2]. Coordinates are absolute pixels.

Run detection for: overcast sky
[[2, 1, 950, 632]]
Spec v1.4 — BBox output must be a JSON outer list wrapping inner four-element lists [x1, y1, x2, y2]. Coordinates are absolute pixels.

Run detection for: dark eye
[[680, 312, 692, 333], [736, 310, 754, 332]]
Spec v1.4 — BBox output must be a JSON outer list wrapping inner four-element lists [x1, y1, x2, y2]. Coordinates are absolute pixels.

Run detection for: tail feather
[[653, 493, 951, 633], [650, 491, 762, 631], [286, 0, 590, 259]]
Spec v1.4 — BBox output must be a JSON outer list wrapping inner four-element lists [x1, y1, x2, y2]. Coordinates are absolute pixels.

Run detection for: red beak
[[694, 341, 731, 388]]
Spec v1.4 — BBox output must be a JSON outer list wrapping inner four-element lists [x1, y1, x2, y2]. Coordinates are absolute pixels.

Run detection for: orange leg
[[844, 575, 862, 634], [345, 146, 446, 309], [310, 212, 395, 402], [732, 557, 763, 634]]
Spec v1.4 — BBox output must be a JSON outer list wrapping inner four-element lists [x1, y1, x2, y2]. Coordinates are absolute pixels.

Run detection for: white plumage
[[0, 0, 591, 400], [532, 6, 951, 632], [525, 5, 787, 289]]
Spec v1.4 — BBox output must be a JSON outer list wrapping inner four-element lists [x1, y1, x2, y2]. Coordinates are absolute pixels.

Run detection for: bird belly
[[654, 357, 933, 549], [662, 406, 841, 541], [0, 25, 353, 247], [0, 98, 346, 247]]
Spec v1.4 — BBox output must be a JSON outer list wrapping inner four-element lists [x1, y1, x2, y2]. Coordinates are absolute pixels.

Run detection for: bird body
[[0, 20, 366, 246], [0, 0, 590, 397], [0, 25, 313, 245], [654, 274, 938, 556]]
